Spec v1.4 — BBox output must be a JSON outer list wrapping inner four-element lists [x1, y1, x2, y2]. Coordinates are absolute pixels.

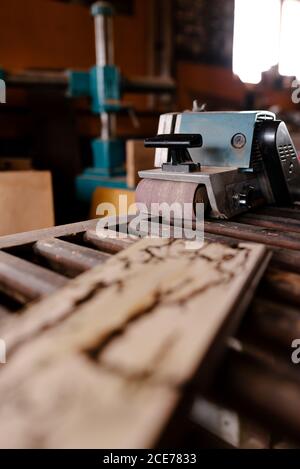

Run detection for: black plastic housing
[[256, 120, 300, 205]]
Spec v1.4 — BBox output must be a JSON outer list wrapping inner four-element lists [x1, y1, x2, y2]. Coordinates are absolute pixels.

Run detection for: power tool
[[136, 110, 300, 219]]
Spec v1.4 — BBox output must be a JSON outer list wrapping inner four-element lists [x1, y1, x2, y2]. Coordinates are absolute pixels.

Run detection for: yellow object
[[90, 187, 136, 218]]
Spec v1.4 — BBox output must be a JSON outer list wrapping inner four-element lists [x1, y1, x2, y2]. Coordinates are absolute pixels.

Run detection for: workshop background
[[1, 0, 300, 452], [0, 0, 299, 233]]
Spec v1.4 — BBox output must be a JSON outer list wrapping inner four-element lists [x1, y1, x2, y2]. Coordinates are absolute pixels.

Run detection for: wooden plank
[[98, 243, 269, 387], [0, 171, 54, 236], [195, 237, 300, 308], [34, 238, 110, 276], [0, 355, 178, 449], [0, 251, 67, 303], [142, 217, 300, 274], [204, 230, 300, 275], [126, 140, 155, 188], [0, 238, 268, 448]]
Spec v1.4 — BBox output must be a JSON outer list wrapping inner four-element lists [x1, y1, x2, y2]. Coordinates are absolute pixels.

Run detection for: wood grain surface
[[0, 237, 267, 448]]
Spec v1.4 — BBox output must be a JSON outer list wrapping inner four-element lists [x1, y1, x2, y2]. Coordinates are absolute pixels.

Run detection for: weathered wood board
[[0, 237, 268, 448]]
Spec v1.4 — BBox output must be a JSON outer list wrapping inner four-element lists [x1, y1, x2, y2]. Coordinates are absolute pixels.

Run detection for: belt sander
[[136, 110, 300, 219]]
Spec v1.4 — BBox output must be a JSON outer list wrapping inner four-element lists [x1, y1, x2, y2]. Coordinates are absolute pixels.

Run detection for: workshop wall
[[174, 0, 237, 110], [0, 0, 151, 78], [0, 0, 157, 125], [0, 0, 159, 225], [175, 0, 234, 68], [1, 0, 298, 229], [174, 0, 299, 112]]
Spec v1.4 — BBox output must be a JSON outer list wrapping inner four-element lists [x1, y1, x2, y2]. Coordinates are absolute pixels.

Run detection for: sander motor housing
[[137, 110, 300, 219]]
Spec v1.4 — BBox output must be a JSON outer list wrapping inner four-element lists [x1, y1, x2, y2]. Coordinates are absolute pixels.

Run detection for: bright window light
[[233, 0, 281, 84], [279, 0, 300, 79]]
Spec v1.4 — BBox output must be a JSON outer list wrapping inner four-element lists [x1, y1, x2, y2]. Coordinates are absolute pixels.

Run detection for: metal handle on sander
[[144, 134, 203, 173]]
